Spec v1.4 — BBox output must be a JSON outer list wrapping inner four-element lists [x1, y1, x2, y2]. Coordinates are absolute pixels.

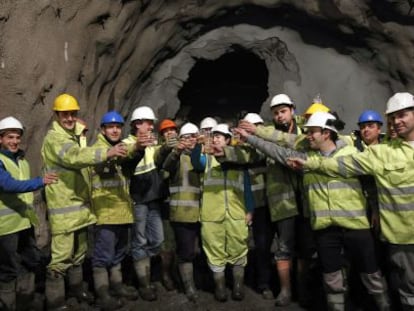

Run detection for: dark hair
[[326, 111, 346, 131]]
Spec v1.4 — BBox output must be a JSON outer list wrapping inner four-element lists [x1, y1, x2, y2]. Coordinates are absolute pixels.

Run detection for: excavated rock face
[[1, 0, 414, 169]]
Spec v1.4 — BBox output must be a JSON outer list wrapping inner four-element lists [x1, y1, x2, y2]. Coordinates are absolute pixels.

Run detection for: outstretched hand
[[238, 120, 257, 134], [107, 143, 128, 159], [286, 157, 305, 170]]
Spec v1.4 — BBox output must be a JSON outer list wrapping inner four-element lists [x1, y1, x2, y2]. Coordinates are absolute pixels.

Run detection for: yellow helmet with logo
[[53, 93, 80, 111]]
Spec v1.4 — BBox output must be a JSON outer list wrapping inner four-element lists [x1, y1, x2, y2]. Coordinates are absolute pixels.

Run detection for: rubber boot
[[178, 262, 198, 302], [213, 271, 227, 302], [231, 265, 245, 301], [159, 251, 175, 291], [274, 259, 292, 306], [0, 279, 16, 311], [45, 272, 69, 311], [324, 270, 346, 311], [16, 272, 43, 311], [109, 264, 138, 301], [133, 258, 157, 301], [326, 293, 345, 311], [67, 265, 94, 304], [360, 271, 391, 311], [93, 267, 123, 311]]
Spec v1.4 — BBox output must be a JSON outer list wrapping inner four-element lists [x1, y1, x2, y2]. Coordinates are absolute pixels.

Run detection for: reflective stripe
[[0, 205, 33, 216], [95, 149, 103, 162], [377, 186, 414, 196], [337, 156, 365, 176], [134, 162, 156, 174], [307, 181, 360, 191], [44, 166, 69, 173], [169, 186, 200, 194], [170, 200, 199, 208], [92, 180, 127, 190], [204, 179, 244, 191], [58, 142, 75, 159], [380, 202, 414, 212], [251, 183, 265, 191], [313, 210, 366, 217], [268, 191, 295, 202], [48, 204, 89, 215]]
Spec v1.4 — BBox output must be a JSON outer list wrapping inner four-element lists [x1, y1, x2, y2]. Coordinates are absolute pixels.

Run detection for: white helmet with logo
[[304, 112, 338, 133], [131, 106, 157, 122], [212, 123, 232, 137], [0, 116, 24, 133], [385, 92, 414, 115], [179, 122, 199, 137], [200, 117, 217, 130], [270, 94, 294, 108], [243, 113, 264, 124]]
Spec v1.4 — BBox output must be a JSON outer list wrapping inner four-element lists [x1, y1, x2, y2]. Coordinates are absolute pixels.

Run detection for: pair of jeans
[[130, 200, 164, 261]]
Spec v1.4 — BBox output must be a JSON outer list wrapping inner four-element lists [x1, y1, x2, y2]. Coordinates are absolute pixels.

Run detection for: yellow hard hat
[[304, 103, 330, 116], [53, 93, 80, 111]]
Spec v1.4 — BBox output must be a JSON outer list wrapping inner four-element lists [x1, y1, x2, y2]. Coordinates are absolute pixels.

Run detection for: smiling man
[[41, 94, 129, 310]]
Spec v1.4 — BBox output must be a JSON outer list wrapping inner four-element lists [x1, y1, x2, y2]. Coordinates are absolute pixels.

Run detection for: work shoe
[[111, 283, 139, 301], [178, 263, 198, 303], [231, 265, 245, 301]]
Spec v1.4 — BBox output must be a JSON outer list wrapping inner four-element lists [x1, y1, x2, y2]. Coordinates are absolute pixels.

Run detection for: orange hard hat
[[159, 119, 177, 133]]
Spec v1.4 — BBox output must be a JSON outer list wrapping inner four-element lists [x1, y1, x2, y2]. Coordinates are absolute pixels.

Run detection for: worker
[[239, 113, 274, 300], [199, 117, 218, 154], [157, 119, 179, 291], [289, 93, 414, 310], [191, 123, 253, 302], [236, 111, 389, 310], [41, 94, 129, 310], [125, 106, 167, 301], [90, 111, 147, 310], [0, 116, 57, 311], [162, 122, 201, 302]]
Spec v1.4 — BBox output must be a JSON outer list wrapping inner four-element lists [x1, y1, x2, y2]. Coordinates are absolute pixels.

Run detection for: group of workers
[[0, 90, 413, 311]]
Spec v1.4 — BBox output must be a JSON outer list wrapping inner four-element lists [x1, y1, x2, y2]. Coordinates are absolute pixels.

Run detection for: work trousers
[[171, 222, 200, 263], [0, 228, 41, 282], [91, 224, 130, 268]]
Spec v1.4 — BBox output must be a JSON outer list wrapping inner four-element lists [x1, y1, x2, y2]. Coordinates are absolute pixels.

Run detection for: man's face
[[136, 119, 154, 135], [180, 133, 198, 149], [0, 130, 22, 153], [212, 133, 230, 148], [391, 109, 414, 140], [101, 123, 123, 143], [56, 111, 78, 131], [271, 105, 294, 126], [306, 127, 325, 150], [161, 127, 177, 139], [358, 122, 381, 145]]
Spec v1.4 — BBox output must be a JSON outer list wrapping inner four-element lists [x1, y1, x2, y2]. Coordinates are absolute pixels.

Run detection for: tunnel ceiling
[[1, 0, 414, 170]]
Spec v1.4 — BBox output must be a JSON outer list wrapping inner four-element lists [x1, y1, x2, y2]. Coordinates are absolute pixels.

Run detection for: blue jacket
[[0, 149, 44, 193]]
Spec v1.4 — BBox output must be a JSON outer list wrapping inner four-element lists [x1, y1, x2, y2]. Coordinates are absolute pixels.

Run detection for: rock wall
[[1, 0, 414, 171]]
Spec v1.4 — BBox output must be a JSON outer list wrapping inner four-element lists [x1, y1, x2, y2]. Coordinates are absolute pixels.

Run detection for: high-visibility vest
[[201, 156, 245, 222], [41, 121, 102, 234], [169, 154, 201, 222], [0, 154, 36, 236], [304, 145, 369, 231], [90, 134, 134, 225]]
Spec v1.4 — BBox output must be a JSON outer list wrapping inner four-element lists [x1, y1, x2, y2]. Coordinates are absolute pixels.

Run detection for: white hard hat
[[212, 123, 232, 137], [131, 106, 157, 122], [200, 117, 217, 130], [179, 122, 199, 137], [0, 116, 24, 133], [243, 113, 264, 124], [385, 92, 414, 115], [304, 112, 338, 133], [270, 94, 294, 108]]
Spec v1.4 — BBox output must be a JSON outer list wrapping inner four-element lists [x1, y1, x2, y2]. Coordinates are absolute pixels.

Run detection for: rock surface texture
[[1, 0, 414, 169]]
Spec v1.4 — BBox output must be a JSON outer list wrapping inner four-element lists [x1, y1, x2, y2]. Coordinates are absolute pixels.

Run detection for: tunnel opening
[[177, 48, 269, 126]]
